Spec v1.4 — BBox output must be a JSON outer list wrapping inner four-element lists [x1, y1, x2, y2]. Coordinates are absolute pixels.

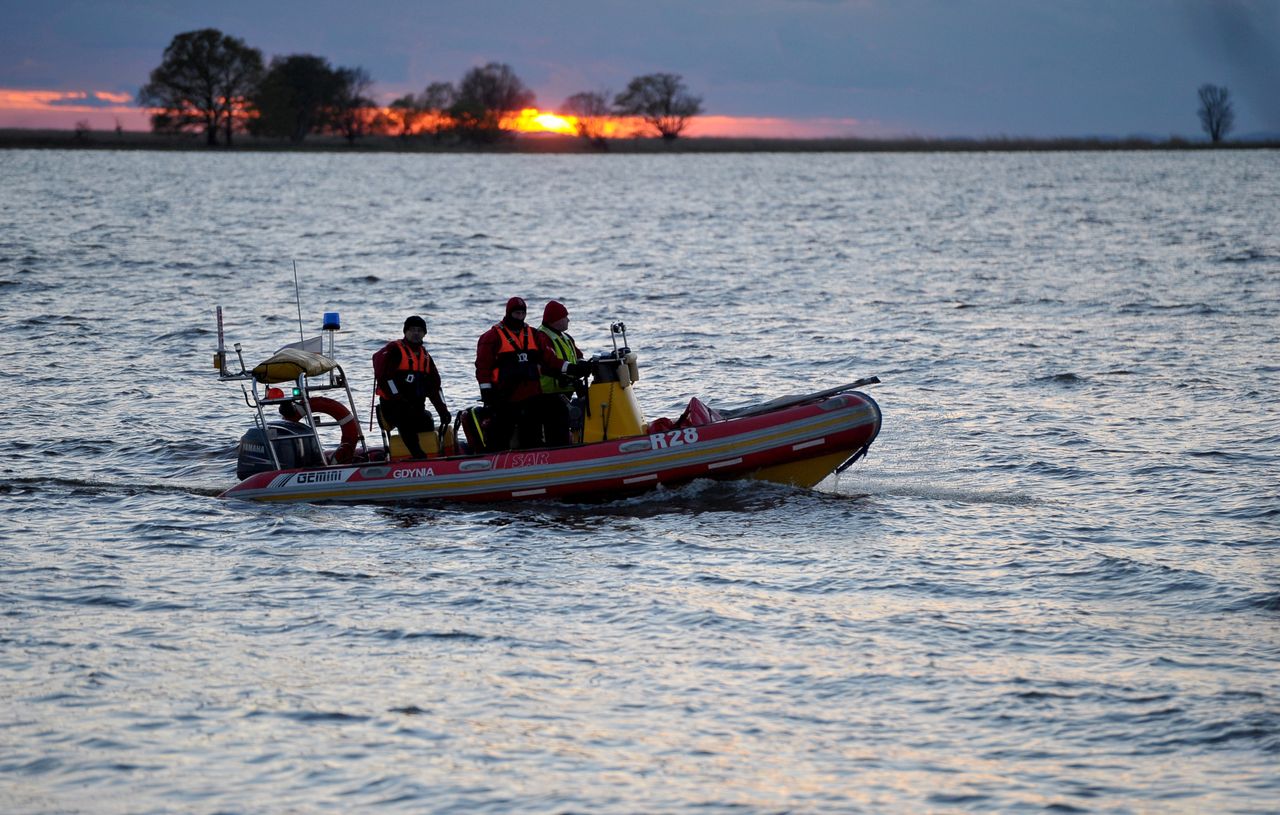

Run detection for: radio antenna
[[215, 305, 227, 373], [293, 260, 305, 343]]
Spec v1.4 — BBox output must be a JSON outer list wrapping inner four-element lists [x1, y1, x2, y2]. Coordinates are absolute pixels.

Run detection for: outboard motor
[[236, 420, 325, 479]]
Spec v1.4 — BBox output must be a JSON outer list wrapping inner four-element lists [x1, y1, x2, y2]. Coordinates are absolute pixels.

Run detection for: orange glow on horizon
[[0, 88, 869, 138], [685, 115, 864, 139], [497, 109, 865, 139]]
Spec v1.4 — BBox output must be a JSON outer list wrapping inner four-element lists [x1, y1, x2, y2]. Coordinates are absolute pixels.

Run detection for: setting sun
[[501, 108, 577, 135], [497, 107, 645, 138], [533, 112, 575, 134]]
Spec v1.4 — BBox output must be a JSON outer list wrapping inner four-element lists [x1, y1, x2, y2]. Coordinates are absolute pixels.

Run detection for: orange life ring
[[308, 396, 360, 464]]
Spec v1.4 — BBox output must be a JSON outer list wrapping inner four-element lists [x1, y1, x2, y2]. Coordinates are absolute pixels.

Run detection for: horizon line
[[0, 87, 873, 139], [0, 87, 1247, 142]]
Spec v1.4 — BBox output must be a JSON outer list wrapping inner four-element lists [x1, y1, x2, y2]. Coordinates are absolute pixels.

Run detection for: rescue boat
[[214, 310, 881, 504]]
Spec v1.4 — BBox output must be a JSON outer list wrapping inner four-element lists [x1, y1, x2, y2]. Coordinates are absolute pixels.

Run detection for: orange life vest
[[376, 340, 432, 399], [491, 323, 540, 386], [395, 340, 431, 375]]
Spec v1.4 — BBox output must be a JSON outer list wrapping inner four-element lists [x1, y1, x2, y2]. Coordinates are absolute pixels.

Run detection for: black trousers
[[487, 398, 562, 451], [381, 398, 434, 458], [537, 393, 573, 447]]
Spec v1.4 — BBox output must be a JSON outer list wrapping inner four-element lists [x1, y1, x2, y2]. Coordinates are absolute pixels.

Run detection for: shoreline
[[3, 128, 1276, 153]]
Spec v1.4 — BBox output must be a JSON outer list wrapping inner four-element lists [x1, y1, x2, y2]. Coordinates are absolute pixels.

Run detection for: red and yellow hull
[[220, 391, 881, 504]]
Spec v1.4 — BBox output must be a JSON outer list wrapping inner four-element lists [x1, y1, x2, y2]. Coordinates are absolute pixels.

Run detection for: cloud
[[0, 88, 147, 129], [47, 91, 134, 108], [0, 89, 134, 110]]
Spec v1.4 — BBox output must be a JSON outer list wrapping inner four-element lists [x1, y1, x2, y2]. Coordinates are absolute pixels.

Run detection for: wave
[[1117, 302, 1220, 315], [1216, 247, 1278, 264], [15, 314, 92, 330], [1033, 372, 1088, 386], [1228, 591, 1280, 613]]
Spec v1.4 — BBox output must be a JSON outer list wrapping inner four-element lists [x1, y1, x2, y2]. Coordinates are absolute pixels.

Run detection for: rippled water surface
[[1, 148, 1277, 813]]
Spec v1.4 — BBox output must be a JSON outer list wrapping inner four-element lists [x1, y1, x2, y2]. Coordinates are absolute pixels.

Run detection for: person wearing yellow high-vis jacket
[[536, 300, 591, 446]]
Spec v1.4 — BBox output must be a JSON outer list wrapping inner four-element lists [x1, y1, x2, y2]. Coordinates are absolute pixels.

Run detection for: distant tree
[[383, 82, 456, 138], [215, 41, 265, 146], [562, 90, 612, 147], [328, 66, 377, 143], [419, 81, 457, 136], [448, 62, 535, 143], [250, 54, 342, 143], [138, 28, 263, 146], [1197, 84, 1235, 143], [387, 93, 424, 137], [420, 81, 457, 113], [613, 73, 703, 141]]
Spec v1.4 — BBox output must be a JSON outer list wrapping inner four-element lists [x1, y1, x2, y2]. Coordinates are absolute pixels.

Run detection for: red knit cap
[[506, 296, 527, 316], [542, 300, 568, 324]]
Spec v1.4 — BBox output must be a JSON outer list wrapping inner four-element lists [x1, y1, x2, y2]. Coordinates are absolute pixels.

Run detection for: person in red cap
[[373, 315, 450, 459], [536, 300, 590, 446], [475, 297, 576, 450]]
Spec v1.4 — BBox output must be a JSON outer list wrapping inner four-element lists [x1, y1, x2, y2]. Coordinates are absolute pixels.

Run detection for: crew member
[[475, 297, 574, 450], [374, 315, 450, 459], [536, 300, 590, 446]]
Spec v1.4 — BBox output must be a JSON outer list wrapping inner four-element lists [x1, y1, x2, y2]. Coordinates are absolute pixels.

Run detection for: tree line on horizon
[[138, 29, 1241, 148], [138, 29, 704, 147]]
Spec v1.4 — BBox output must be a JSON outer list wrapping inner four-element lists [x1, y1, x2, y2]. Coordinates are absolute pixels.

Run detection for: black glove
[[480, 389, 497, 406], [439, 410, 451, 428], [567, 361, 592, 378]]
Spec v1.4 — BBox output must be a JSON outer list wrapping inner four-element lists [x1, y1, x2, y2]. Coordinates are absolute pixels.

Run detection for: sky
[[1, 0, 1278, 138]]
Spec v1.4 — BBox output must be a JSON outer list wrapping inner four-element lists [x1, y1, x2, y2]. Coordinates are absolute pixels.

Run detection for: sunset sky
[[1, 0, 1277, 138]]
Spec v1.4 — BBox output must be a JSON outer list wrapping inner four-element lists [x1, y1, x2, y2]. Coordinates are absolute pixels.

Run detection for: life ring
[[308, 396, 359, 464]]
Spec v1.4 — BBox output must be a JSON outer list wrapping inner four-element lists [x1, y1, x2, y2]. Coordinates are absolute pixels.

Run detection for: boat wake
[[370, 478, 826, 526], [834, 479, 1041, 506], [566, 477, 809, 515], [0, 475, 223, 499]]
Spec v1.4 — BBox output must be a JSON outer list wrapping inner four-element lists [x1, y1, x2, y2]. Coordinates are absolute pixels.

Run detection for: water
[[1, 148, 1277, 813]]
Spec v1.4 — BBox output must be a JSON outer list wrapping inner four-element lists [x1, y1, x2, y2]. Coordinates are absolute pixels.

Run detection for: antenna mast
[[293, 260, 305, 343]]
